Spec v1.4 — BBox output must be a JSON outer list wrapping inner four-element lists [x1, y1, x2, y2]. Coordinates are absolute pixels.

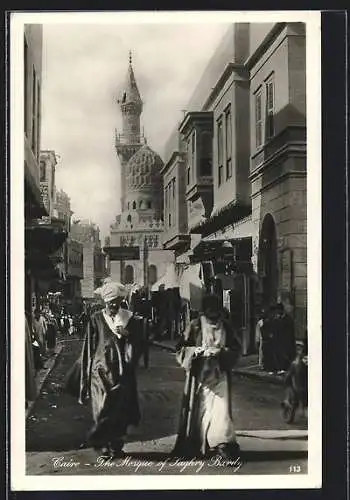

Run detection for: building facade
[[49, 189, 84, 306], [107, 53, 173, 287], [70, 220, 106, 299], [24, 26, 67, 320], [162, 22, 307, 351], [39, 150, 57, 220], [249, 23, 307, 337], [54, 189, 72, 232]]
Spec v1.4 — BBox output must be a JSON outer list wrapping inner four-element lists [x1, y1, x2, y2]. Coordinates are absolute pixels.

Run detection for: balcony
[[163, 233, 191, 252], [115, 131, 146, 146], [250, 118, 306, 177], [178, 112, 214, 204], [162, 152, 190, 252]]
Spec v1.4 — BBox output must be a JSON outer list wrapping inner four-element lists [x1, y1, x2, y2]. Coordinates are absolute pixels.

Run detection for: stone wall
[[252, 170, 307, 338]]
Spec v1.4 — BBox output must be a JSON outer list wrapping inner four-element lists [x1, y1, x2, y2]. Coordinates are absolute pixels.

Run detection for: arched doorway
[[124, 265, 134, 284], [258, 213, 278, 308], [148, 264, 157, 286]]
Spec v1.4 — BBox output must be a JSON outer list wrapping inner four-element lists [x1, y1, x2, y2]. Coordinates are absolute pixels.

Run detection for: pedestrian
[[78, 311, 89, 339], [172, 293, 242, 461], [255, 309, 266, 369], [281, 338, 308, 422], [273, 302, 296, 373], [63, 314, 70, 337], [25, 313, 37, 404], [261, 306, 277, 374], [46, 310, 57, 352], [64, 281, 144, 458], [68, 315, 74, 336], [33, 308, 48, 356]]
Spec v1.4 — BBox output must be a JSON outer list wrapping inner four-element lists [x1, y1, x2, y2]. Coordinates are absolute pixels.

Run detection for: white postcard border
[[10, 10, 322, 491]]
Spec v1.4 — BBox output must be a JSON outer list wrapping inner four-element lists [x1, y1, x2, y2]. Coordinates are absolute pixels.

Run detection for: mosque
[[108, 53, 173, 287]]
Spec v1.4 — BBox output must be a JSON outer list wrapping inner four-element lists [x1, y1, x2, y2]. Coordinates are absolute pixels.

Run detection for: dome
[[126, 144, 163, 191]]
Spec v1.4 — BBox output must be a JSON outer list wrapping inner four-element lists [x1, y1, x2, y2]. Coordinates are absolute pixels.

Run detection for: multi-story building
[[249, 23, 307, 337], [64, 237, 83, 304], [39, 150, 58, 220], [24, 26, 67, 319], [107, 53, 173, 287], [162, 22, 307, 352], [70, 220, 106, 299], [50, 189, 83, 307], [54, 189, 72, 232]]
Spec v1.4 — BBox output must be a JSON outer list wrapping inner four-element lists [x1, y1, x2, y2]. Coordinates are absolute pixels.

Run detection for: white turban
[[99, 281, 128, 303], [102, 277, 113, 285]]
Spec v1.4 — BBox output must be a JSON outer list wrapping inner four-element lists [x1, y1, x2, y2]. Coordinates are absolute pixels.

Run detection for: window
[[191, 131, 196, 181], [148, 265, 157, 286], [168, 213, 171, 227], [147, 200, 152, 209], [24, 37, 28, 135], [39, 160, 46, 182], [124, 265, 134, 284], [36, 80, 41, 160], [31, 67, 36, 154], [132, 201, 136, 210], [217, 118, 223, 185], [186, 138, 191, 185], [266, 78, 275, 140], [200, 131, 212, 176], [225, 106, 232, 179], [127, 201, 130, 210], [172, 177, 176, 226], [51, 163, 55, 198], [255, 91, 262, 148]]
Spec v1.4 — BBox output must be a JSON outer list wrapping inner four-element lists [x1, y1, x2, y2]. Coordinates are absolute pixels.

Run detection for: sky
[[40, 22, 230, 241]]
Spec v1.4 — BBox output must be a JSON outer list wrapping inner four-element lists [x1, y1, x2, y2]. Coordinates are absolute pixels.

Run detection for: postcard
[[10, 9, 322, 490]]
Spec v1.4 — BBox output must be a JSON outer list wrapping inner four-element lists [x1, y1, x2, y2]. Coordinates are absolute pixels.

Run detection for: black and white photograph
[[10, 10, 322, 490]]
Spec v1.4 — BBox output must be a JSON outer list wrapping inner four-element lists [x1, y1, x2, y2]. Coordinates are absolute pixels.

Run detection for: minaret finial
[[129, 50, 132, 65]]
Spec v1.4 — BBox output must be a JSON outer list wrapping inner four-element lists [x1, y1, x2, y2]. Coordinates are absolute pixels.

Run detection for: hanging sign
[[103, 246, 140, 261]]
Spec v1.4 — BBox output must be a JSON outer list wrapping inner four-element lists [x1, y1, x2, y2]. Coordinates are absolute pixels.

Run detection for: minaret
[[115, 52, 144, 212]]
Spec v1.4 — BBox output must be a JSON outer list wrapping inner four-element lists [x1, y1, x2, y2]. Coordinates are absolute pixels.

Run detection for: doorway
[[258, 213, 278, 309]]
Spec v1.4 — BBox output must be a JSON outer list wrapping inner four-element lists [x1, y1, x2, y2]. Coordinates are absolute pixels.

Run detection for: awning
[[27, 253, 62, 280], [25, 225, 68, 256], [25, 170, 49, 218], [190, 237, 252, 264], [190, 200, 251, 236], [176, 249, 193, 265], [151, 264, 179, 292], [178, 263, 205, 309]]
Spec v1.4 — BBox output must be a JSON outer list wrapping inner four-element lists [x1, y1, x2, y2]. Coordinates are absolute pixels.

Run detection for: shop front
[[190, 237, 255, 355], [25, 223, 67, 321]]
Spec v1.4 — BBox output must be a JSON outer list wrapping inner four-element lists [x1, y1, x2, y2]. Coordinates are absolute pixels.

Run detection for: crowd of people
[[255, 302, 297, 375], [25, 280, 307, 461], [63, 281, 243, 461], [25, 303, 95, 406]]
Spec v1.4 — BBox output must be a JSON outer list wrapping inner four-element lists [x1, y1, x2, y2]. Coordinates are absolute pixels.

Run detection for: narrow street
[[26, 338, 308, 475]]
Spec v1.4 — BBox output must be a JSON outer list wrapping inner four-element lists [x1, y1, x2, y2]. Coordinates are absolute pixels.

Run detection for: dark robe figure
[[64, 284, 145, 458], [172, 294, 242, 460], [281, 340, 308, 422], [273, 303, 296, 372], [25, 314, 37, 403], [46, 314, 57, 350], [260, 307, 276, 372]]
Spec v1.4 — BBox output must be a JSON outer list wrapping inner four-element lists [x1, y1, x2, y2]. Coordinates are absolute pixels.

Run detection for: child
[[281, 338, 308, 423]]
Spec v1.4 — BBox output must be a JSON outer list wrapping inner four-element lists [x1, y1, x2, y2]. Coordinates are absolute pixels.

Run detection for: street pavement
[[26, 338, 308, 475]]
